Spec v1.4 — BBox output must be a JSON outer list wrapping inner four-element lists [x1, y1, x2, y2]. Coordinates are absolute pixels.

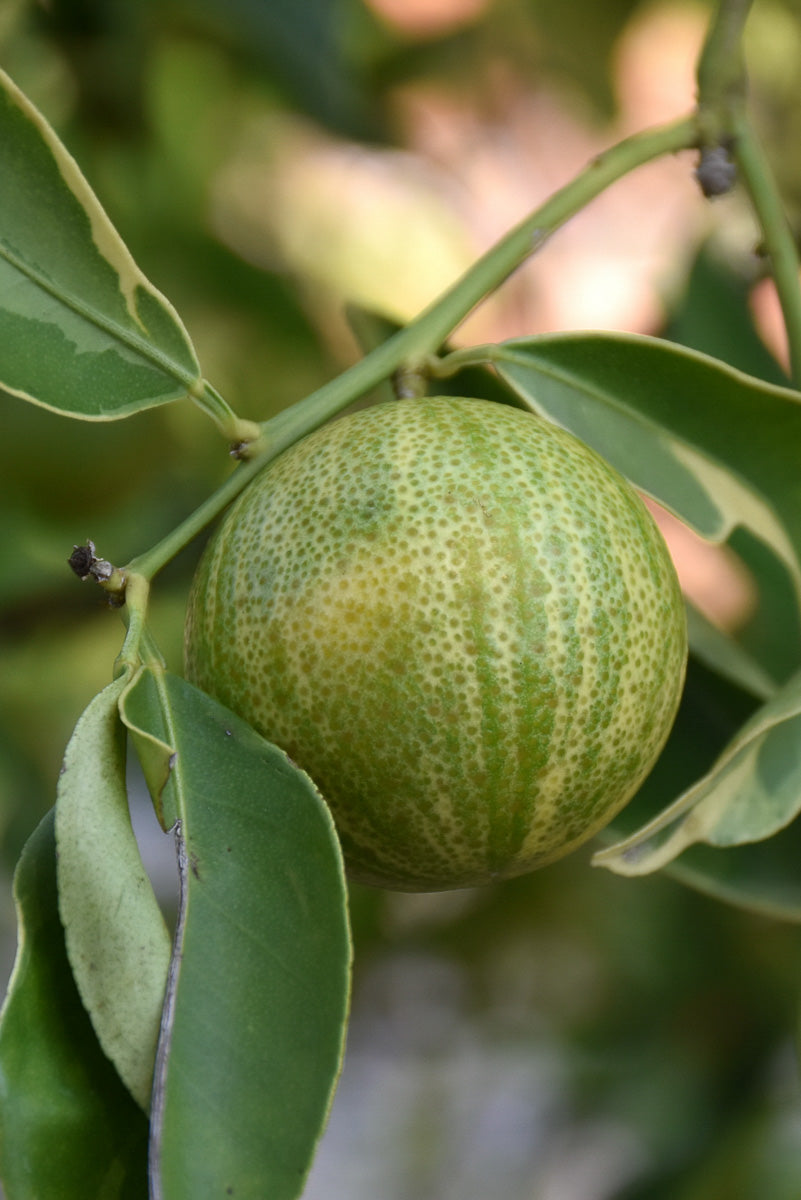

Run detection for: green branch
[[733, 120, 801, 386], [696, 0, 753, 126], [269, 114, 698, 421], [125, 113, 699, 584], [693, 0, 801, 386], [124, 450, 271, 581]]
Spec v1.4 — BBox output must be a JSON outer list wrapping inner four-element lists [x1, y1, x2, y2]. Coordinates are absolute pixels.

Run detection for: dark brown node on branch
[[68, 542, 97, 580], [68, 542, 121, 601], [695, 143, 738, 198]]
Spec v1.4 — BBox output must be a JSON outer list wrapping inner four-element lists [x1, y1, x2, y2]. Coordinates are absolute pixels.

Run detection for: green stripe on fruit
[[184, 397, 687, 891]]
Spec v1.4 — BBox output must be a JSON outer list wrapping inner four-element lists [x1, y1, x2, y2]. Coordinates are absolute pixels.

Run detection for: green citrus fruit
[[184, 397, 687, 891]]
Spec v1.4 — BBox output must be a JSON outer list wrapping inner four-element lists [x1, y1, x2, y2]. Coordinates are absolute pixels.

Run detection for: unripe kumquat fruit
[[184, 397, 687, 891]]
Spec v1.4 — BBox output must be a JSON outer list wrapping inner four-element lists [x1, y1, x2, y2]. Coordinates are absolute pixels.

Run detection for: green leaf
[[595, 669, 801, 875], [601, 797, 801, 924], [120, 669, 352, 1200], [0, 810, 150, 1199], [664, 245, 789, 387], [186, 0, 376, 139], [661, 821, 801, 924], [490, 331, 801, 679], [597, 658, 801, 921], [55, 674, 172, 1112], [0, 68, 201, 419], [685, 601, 777, 703]]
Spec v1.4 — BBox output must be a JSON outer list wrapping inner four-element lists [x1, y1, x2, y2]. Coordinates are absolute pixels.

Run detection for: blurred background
[[3, 0, 801, 1196]]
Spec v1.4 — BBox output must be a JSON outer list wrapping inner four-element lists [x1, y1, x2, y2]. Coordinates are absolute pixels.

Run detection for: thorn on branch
[[695, 143, 738, 198]]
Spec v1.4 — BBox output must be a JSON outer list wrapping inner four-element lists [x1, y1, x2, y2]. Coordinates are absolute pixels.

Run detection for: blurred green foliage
[[2, 0, 801, 1196]]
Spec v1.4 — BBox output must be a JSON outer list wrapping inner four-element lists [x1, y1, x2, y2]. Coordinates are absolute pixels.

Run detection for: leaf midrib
[[0, 238, 199, 393]]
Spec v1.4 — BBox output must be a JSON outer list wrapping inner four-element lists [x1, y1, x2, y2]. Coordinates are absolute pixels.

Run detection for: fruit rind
[[185, 397, 687, 891]]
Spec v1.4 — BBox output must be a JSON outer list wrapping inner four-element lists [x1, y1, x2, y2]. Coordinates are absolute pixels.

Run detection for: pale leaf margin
[[0, 66, 202, 418], [594, 669, 801, 875]]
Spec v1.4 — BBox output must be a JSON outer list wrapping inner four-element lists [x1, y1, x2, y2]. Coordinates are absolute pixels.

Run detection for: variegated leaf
[[0, 68, 201, 419], [595, 670, 801, 875]]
